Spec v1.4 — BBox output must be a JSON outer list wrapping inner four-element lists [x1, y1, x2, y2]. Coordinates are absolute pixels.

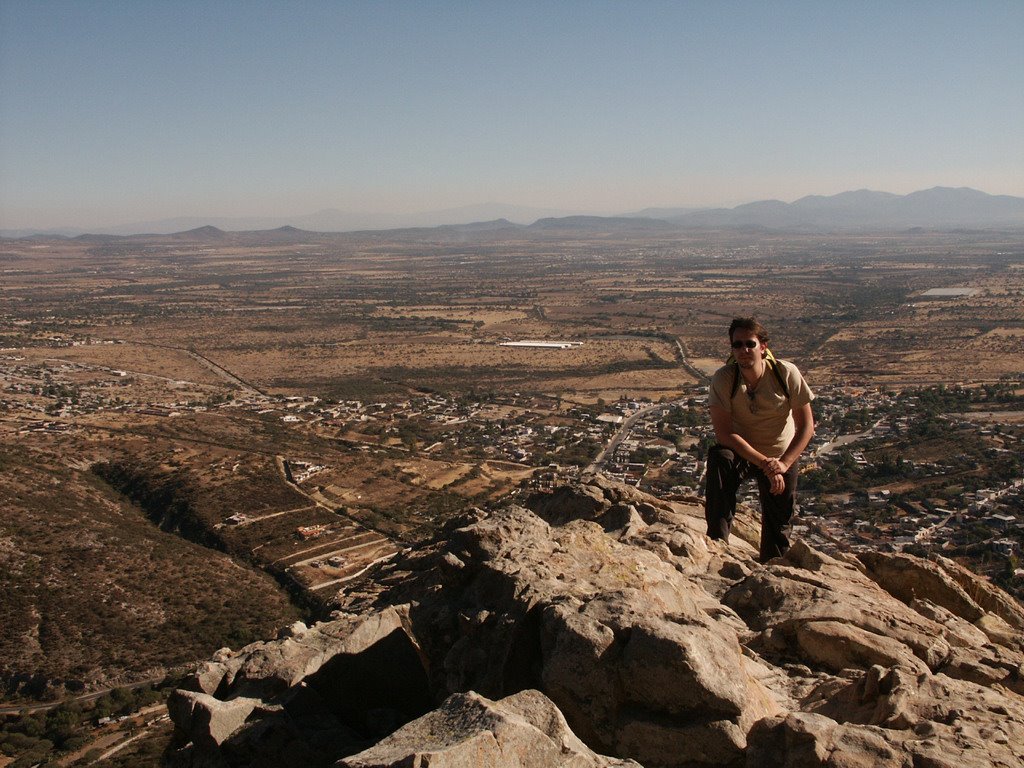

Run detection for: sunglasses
[[731, 340, 759, 349]]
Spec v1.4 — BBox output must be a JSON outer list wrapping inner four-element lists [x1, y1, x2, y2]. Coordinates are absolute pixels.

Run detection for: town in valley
[[1, 224, 1022, 763]]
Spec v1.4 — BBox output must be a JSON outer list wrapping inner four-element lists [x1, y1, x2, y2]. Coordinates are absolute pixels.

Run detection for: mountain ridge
[[5, 186, 1023, 239], [669, 186, 1024, 231]]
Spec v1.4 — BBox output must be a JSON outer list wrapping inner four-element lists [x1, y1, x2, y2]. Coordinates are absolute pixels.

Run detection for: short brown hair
[[728, 317, 769, 346]]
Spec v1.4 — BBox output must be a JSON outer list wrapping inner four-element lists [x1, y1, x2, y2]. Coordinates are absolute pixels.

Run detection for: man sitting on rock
[[705, 317, 815, 562]]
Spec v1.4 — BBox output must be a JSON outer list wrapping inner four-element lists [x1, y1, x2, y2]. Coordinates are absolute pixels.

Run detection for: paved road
[[0, 675, 172, 716], [813, 419, 884, 457], [586, 335, 706, 475], [586, 402, 676, 474], [674, 337, 711, 384], [181, 347, 264, 397], [223, 504, 318, 528], [120, 340, 266, 397]]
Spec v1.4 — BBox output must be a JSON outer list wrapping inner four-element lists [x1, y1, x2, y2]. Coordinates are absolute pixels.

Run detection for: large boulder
[[167, 690, 262, 750], [749, 662, 1024, 767], [167, 479, 1024, 768], [440, 506, 782, 766], [181, 605, 417, 700], [339, 689, 640, 768], [722, 541, 1024, 692], [858, 549, 1024, 642]]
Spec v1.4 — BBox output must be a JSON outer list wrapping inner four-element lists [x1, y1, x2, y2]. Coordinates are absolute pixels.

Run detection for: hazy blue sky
[[2, 0, 1022, 229]]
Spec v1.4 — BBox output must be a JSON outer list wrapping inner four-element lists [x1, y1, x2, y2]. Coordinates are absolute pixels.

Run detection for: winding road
[[587, 335, 708, 475]]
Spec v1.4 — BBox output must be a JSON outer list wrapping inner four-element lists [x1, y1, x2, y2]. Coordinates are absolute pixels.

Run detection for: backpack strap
[[768, 356, 791, 400]]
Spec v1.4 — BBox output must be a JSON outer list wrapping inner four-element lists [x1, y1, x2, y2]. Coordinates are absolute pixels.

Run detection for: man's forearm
[[780, 419, 814, 468]]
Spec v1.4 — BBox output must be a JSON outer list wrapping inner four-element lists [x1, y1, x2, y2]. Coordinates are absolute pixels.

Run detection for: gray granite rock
[[338, 689, 641, 768], [167, 479, 1024, 768]]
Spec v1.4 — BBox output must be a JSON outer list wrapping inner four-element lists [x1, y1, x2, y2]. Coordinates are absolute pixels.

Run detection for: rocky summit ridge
[[167, 477, 1024, 767]]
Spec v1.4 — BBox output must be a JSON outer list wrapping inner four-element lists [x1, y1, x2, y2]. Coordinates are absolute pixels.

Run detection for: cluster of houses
[[5, 351, 1021, 581], [799, 480, 1024, 563]]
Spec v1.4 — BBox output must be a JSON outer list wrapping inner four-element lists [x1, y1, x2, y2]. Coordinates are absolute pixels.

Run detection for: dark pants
[[704, 444, 799, 562]]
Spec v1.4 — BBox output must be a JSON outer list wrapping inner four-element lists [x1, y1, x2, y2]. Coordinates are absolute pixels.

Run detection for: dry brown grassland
[[1, 227, 1022, 700]]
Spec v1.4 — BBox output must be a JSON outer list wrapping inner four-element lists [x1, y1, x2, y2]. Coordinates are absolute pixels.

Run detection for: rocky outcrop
[[167, 478, 1024, 768], [339, 689, 641, 768]]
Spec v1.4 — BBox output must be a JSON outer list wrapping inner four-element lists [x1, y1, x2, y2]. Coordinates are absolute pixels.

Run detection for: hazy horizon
[[2, 0, 1022, 231], [7, 185, 1024, 238]]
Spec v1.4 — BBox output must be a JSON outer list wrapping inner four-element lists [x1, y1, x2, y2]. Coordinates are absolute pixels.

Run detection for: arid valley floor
[[2, 224, 1023, 764]]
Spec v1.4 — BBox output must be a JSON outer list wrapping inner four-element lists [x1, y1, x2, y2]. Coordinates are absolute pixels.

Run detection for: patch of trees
[[362, 315, 467, 333], [0, 683, 168, 766], [660, 405, 705, 428]]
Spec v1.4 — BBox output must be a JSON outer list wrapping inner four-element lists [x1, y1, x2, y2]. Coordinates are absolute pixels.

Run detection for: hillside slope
[[0, 445, 301, 700]]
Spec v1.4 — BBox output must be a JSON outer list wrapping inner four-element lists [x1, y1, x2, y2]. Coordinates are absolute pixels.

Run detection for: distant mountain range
[[666, 187, 1024, 231], [4, 187, 1023, 239], [0, 202, 577, 239]]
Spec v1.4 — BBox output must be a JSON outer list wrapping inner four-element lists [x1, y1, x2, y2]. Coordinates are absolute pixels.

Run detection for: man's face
[[730, 329, 764, 369]]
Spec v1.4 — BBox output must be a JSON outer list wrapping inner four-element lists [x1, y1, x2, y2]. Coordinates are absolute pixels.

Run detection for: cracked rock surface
[[167, 477, 1024, 768]]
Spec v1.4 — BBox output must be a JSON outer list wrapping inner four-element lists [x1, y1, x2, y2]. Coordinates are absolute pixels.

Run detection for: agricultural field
[[1, 225, 1022, 710]]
